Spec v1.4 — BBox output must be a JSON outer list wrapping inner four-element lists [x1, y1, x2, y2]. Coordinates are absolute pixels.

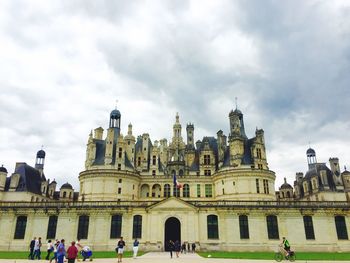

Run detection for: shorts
[[117, 248, 124, 254]]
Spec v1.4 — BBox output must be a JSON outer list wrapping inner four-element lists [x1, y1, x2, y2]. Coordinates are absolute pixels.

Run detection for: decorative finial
[[345, 165, 347, 171], [41, 145, 44, 150], [235, 97, 238, 109], [115, 99, 119, 110]]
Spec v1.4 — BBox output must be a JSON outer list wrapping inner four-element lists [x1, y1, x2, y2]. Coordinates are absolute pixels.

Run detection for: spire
[[176, 112, 180, 123], [235, 97, 238, 110]]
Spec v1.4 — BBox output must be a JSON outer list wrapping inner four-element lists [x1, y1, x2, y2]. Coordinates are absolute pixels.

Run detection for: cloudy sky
[[0, 0, 349, 190]]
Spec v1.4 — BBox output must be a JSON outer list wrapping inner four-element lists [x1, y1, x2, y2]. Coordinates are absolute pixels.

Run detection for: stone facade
[[0, 107, 349, 252]]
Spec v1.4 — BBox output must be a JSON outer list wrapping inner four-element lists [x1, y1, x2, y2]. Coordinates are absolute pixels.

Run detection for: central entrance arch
[[164, 217, 181, 251]]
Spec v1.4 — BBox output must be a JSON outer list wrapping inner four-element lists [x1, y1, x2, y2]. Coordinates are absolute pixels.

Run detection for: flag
[[173, 174, 182, 188]]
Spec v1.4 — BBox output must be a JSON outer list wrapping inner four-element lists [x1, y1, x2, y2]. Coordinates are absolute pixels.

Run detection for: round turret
[[306, 148, 316, 156], [36, 149, 46, 158], [110, 109, 121, 119], [0, 165, 7, 173], [61, 182, 73, 189]]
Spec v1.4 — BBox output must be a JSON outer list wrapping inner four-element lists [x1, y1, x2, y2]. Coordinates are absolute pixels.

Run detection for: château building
[[0, 107, 349, 252]]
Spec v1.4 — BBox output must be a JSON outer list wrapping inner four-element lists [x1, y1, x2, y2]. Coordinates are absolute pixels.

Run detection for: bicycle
[[274, 244, 296, 262]]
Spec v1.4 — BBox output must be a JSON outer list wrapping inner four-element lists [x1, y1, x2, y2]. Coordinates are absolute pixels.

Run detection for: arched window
[[133, 215, 142, 239], [286, 192, 291, 198], [183, 184, 190, 198], [266, 215, 279, 239], [63, 191, 66, 198], [152, 155, 156, 165], [69, 192, 72, 198], [137, 157, 141, 166], [179, 170, 184, 177], [207, 215, 219, 239], [164, 184, 170, 197], [173, 185, 180, 197], [118, 148, 123, 158]]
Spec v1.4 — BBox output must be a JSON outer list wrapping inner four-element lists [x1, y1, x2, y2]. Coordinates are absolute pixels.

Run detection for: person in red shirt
[[66, 241, 78, 263]]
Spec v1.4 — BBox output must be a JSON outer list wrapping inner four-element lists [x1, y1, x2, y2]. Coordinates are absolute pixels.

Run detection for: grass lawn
[[198, 251, 350, 261], [0, 251, 145, 259]]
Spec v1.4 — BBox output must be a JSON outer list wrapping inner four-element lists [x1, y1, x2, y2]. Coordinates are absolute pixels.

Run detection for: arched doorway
[[164, 217, 181, 251]]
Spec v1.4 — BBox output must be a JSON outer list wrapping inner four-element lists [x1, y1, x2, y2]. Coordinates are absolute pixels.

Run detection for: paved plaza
[[0, 252, 347, 263]]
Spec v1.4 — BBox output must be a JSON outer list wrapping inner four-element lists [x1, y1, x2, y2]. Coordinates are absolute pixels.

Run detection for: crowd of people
[[28, 238, 91, 263], [167, 240, 196, 258]]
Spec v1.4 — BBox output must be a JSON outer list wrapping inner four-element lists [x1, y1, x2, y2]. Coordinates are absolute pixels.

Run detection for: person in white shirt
[[45, 240, 54, 260]]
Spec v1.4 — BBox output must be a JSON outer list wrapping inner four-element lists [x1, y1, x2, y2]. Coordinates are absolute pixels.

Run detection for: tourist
[[282, 237, 291, 257], [174, 240, 180, 258], [133, 238, 139, 259], [75, 239, 83, 261], [168, 240, 175, 258], [28, 237, 36, 260], [34, 237, 42, 259], [181, 242, 186, 254], [191, 243, 196, 253], [50, 240, 60, 263], [57, 239, 66, 263], [46, 239, 54, 260], [116, 236, 125, 263], [187, 243, 190, 253], [67, 241, 78, 263]]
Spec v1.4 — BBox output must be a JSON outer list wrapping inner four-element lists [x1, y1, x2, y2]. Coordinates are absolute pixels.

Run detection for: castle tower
[[105, 108, 121, 165], [229, 109, 247, 139], [125, 123, 136, 163], [186, 123, 195, 149]]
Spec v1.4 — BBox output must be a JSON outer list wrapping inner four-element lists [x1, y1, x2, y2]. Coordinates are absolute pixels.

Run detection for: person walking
[[187, 243, 190, 253], [174, 240, 180, 258], [132, 239, 139, 259], [50, 240, 60, 263], [67, 241, 78, 263], [57, 239, 66, 263], [116, 236, 125, 263], [168, 240, 175, 258], [34, 237, 42, 259], [28, 237, 36, 260], [46, 240, 54, 260], [191, 243, 196, 253]]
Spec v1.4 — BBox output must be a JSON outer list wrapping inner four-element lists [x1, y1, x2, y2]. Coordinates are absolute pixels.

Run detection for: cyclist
[[281, 237, 291, 258]]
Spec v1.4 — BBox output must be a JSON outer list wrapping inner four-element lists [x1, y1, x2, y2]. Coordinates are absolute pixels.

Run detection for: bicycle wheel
[[274, 252, 283, 262], [289, 253, 296, 262]]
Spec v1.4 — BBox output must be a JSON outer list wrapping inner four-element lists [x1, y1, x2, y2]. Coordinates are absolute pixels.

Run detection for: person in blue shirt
[[56, 239, 66, 263]]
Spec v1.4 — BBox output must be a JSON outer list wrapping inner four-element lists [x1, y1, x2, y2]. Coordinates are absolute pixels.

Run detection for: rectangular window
[[152, 170, 156, 176], [239, 215, 249, 239], [152, 156, 156, 165], [207, 215, 219, 239], [118, 148, 123, 158], [263, 179, 269, 194], [197, 184, 201, 197], [110, 214, 122, 239], [132, 215, 142, 239], [46, 216, 58, 239], [118, 187, 121, 194], [258, 164, 263, 169], [205, 184, 212, 198], [257, 148, 262, 159], [14, 216, 27, 239], [303, 216, 315, 240], [117, 164, 121, 170], [77, 215, 89, 240], [266, 215, 279, 239], [204, 155, 211, 165], [335, 216, 348, 240], [204, 170, 211, 176], [256, 179, 260, 193]]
